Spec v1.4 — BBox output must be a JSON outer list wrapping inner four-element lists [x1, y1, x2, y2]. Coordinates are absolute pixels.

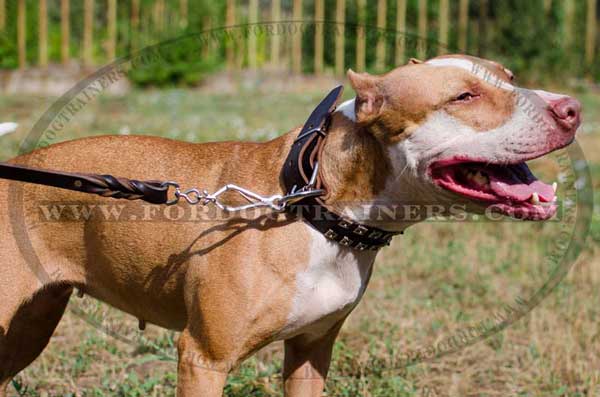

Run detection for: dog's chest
[[280, 228, 376, 339]]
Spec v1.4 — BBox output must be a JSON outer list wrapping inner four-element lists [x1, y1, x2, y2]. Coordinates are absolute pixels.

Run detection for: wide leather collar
[[280, 86, 401, 251]]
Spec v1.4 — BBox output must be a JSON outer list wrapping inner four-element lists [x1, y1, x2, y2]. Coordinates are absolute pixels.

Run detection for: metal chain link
[[162, 163, 324, 212]]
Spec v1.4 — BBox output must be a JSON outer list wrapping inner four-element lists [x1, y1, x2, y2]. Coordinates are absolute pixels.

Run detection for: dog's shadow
[[143, 214, 294, 291]]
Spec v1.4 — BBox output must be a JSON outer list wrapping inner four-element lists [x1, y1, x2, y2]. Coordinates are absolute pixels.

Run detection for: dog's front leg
[[176, 330, 229, 397], [283, 321, 344, 397]]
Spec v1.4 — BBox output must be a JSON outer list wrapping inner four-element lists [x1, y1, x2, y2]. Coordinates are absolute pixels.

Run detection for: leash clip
[[279, 162, 324, 207], [161, 163, 324, 212], [162, 181, 181, 205]]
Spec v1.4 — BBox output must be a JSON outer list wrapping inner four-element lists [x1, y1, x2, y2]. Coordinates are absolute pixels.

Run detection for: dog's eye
[[454, 92, 477, 102]]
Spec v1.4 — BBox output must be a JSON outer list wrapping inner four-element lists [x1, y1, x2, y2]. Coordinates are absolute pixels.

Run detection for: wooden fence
[[1, 0, 599, 76]]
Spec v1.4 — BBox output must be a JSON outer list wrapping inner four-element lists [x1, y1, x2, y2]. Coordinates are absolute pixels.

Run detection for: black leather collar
[[280, 86, 401, 251]]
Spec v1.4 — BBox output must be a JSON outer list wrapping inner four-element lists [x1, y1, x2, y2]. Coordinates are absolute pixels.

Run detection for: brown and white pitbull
[[0, 55, 581, 396]]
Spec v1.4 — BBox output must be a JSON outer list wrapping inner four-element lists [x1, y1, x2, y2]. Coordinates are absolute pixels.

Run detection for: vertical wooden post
[[131, 0, 140, 51], [356, 0, 366, 72], [395, 0, 406, 65], [83, 0, 94, 66], [226, 0, 235, 70], [586, 0, 597, 71], [235, 4, 245, 70], [107, 0, 117, 61], [140, 4, 149, 44], [17, 0, 25, 69], [61, 0, 70, 64], [458, 0, 468, 53], [271, 0, 281, 66], [564, 0, 575, 50], [417, 0, 427, 59], [154, 0, 165, 33], [202, 16, 212, 58], [315, 0, 324, 73], [160, 0, 166, 32], [162, 4, 168, 31], [39, 0, 48, 68], [543, 0, 552, 13], [248, 0, 258, 69], [0, 0, 4, 32], [335, 0, 345, 76], [438, 0, 448, 54], [292, 0, 302, 74], [375, 0, 386, 72], [180, 0, 188, 28]]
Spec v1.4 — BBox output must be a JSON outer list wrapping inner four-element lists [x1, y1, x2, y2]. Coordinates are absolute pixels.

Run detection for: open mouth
[[430, 161, 558, 220]]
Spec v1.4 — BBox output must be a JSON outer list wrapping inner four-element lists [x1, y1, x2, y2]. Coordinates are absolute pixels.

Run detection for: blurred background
[[0, 0, 599, 86], [1, 1, 600, 396]]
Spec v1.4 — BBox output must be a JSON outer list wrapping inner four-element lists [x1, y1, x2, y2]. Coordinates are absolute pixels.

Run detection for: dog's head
[[345, 54, 581, 221]]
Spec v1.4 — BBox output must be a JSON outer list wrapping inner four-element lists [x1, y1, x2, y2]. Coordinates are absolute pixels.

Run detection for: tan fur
[[320, 113, 391, 204], [1, 133, 316, 395], [349, 58, 516, 143], [0, 54, 579, 397]]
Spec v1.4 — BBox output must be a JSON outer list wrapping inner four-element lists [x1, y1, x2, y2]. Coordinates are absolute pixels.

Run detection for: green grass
[[1, 84, 599, 397]]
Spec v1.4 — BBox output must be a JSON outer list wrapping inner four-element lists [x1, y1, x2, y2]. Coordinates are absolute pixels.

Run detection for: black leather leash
[[0, 86, 399, 250], [0, 162, 169, 204]]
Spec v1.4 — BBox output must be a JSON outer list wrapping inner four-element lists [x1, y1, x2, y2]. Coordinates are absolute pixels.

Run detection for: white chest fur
[[280, 227, 377, 340]]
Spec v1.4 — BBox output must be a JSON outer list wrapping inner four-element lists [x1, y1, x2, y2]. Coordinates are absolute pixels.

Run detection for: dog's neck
[[316, 98, 420, 232]]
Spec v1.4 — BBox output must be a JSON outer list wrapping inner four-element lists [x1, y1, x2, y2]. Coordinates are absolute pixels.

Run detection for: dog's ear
[[347, 69, 384, 124], [408, 58, 423, 64]]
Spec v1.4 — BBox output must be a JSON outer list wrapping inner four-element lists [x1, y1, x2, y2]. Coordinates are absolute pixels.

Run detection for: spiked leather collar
[[280, 86, 401, 251]]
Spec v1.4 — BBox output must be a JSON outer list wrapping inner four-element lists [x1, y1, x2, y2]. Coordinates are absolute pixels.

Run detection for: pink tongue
[[489, 176, 555, 202]]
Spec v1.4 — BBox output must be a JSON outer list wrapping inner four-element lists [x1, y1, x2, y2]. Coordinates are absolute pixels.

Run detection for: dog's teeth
[[477, 172, 490, 186], [552, 182, 557, 193], [531, 192, 540, 205], [473, 171, 489, 186]]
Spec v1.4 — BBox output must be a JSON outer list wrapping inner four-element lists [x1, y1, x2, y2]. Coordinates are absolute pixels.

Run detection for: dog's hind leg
[[0, 284, 72, 396]]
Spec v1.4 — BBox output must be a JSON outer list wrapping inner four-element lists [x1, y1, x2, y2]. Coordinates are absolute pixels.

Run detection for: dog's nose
[[550, 96, 581, 131], [534, 90, 582, 132]]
